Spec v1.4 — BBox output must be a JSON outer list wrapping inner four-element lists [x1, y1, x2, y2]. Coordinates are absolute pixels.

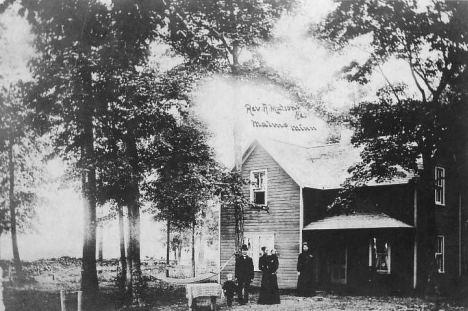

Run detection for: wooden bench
[[186, 283, 222, 311]]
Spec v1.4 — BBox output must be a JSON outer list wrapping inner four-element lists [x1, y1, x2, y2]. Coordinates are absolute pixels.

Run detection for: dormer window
[[435, 166, 445, 206], [250, 169, 267, 205]]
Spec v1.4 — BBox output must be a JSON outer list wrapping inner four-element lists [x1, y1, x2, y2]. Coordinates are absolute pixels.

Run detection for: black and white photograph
[[0, 0, 467, 310]]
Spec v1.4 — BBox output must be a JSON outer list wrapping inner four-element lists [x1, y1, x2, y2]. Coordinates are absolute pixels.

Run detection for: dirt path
[[154, 291, 468, 311]]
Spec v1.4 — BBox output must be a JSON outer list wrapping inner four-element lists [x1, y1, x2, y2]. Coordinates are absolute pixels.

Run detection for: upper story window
[[435, 166, 445, 206], [250, 169, 267, 205], [436, 235, 445, 273]]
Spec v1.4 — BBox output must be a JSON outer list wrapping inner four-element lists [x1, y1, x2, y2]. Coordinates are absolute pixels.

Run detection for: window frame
[[369, 238, 391, 274], [436, 235, 445, 273], [435, 166, 446, 206], [243, 232, 275, 271], [250, 169, 268, 206]]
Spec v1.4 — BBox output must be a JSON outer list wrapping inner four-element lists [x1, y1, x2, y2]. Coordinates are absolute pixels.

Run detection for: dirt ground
[[154, 289, 468, 311], [4, 284, 468, 311], [2, 259, 468, 311]]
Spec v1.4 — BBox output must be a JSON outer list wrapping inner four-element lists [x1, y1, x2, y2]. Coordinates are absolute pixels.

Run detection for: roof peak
[[256, 136, 341, 150]]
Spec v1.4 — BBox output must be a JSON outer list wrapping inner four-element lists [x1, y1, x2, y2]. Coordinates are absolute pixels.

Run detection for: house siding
[[434, 162, 463, 287], [220, 144, 301, 289], [220, 141, 467, 293]]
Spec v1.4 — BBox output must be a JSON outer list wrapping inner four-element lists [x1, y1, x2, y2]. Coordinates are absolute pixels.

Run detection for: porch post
[[413, 189, 418, 289], [218, 201, 222, 284], [299, 187, 304, 252], [459, 194, 462, 277]]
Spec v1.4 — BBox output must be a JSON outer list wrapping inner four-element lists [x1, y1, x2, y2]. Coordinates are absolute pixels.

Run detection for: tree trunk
[[177, 244, 182, 265], [98, 224, 103, 262], [231, 47, 242, 174], [80, 68, 99, 304], [166, 221, 170, 277], [125, 202, 142, 305], [125, 204, 133, 300], [81, 160, 99, 303], [118, 205, 126, 290], [198, 227, 205, 265], [124, 128, 142, 305], [416, 147, 438, 293], [192, 219, 196, 277], [230, 42, 244, 250], [8, 138, 23, 281]]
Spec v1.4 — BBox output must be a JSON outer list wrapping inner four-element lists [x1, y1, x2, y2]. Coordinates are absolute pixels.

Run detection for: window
[[436, 236, 445, 273], [243, 233, 274, 271], [369, 238, 391, 274], [435, 166, 445, 206], [250, 170, 267, 205]]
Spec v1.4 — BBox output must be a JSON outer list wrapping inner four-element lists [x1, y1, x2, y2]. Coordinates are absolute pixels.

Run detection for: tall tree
[[163, 0, 297, 249], [95, 68, 170, 304], [0, 81, 43, 282], [93, 1, 166, 303], [164, 0, 297, 170], [17, 0, 167, 304], [143, 116, 213, 226], [17, 0, 112, 303], [316, 0, 468, 291]]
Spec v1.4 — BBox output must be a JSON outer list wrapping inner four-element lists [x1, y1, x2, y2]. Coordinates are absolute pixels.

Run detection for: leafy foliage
[[143, 116, 216, 230], [162, 0, 297, 69], [318, 0, 468, 291], [0, 81, 44, 233], [318, 0, 468, 209], [315, 0, 468, 100]]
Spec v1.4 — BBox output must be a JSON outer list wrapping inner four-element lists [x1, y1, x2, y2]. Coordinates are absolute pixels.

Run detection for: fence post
[[77, 291, 83, 311], [60, 290, 67, 311], [0, 267, 5, 311]]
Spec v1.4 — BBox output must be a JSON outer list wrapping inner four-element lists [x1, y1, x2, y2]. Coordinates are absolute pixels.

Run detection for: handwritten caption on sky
[[245, 104, 317, 132]]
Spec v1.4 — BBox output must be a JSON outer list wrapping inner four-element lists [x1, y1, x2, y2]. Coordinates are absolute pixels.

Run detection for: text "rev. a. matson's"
[[245, 103, 299, 116]]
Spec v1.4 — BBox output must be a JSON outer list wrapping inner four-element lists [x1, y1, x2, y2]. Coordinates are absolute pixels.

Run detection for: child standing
[[222, 273, 236, 307]]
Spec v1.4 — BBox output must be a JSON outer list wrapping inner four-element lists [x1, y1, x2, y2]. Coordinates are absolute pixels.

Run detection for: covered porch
[[302, 213, 415, 293]]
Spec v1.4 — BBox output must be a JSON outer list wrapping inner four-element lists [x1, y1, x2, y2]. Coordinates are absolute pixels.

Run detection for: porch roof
[[303, 213, 414, 230]]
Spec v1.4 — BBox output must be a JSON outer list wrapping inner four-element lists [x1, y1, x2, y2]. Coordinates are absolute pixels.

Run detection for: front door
[[331, 244, 347, 284]]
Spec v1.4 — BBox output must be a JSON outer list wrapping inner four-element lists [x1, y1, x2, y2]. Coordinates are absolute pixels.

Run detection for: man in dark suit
[[235, 244, 254, 305]]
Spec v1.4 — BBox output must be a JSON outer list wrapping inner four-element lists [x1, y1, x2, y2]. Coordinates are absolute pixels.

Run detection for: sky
[[0, 0, 418, 261], [191, 1, 416, 168]]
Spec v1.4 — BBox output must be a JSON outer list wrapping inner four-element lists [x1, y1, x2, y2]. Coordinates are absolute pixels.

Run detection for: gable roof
[[303, 213, 414, 230], [243, 138, 413, 189]]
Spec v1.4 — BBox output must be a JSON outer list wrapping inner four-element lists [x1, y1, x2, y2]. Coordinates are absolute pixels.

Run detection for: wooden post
[[60, 290, 67, 311], [77, 291, 83, 311], [0, 267, 5, 311], [166, 221, 170, 277], [210, 296, 217, 311]]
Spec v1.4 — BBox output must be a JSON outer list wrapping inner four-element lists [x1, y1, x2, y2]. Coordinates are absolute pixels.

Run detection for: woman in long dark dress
[[258, 247, 281, 304], [268, 249, 281, 304], [296, 242, 315, 297]]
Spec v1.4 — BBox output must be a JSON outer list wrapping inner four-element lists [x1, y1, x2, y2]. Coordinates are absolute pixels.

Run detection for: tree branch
[[405, 45, 427, 103], [189, 16, 234, 64], [408, 61, 427, 103]]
